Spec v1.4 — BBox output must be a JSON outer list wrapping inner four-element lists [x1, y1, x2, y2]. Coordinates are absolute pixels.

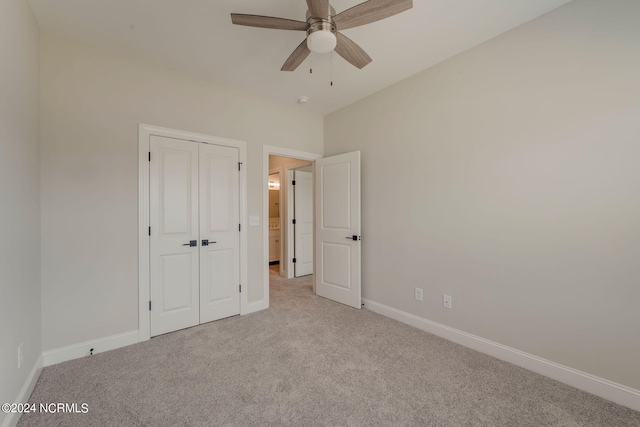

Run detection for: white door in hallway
[[294, 170, 313, 277], [149, 136, 200, 336], [199, 143, 240, 323], [150, 136, 240, 337], [315, 151, 361, 309]]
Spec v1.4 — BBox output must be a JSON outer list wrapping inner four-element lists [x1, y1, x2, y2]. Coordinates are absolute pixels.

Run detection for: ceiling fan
[[231, 0, 413, 71]]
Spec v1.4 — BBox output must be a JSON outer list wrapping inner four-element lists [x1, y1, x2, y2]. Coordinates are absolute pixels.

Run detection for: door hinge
[[148, 152, 151, 161], [293, 258, 297, 263], [292, 180, 296, 185], [238, 162, 241, 171], [239, 284, 242, 293], [148, 226, 151, 236], [292, 219, 296, 225], [149, 301, 151, 311], [239, 224, 241, 232]]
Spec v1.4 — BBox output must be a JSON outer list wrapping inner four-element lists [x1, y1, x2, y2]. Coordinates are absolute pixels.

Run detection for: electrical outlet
[[18, 343, 23, 369], [443, 294, 452, 309], [414, 288, 423, 301]]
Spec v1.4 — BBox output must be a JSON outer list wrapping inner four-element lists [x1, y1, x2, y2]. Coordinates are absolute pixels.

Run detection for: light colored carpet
[[19, 272, 640, 426]]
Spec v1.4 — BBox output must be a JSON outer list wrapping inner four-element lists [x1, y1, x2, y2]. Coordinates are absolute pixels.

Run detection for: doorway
[[268, 155, 313, 280], [268, 171, 282, 271], [262, 145, 362, 311], [139, 125, 247, 342], [262, 147, 321, 306]]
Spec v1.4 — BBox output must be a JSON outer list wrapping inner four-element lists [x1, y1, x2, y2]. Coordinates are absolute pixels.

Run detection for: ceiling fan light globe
[[307, 31, 337, 54]]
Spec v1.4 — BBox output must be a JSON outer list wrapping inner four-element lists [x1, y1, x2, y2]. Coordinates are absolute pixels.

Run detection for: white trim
[[263, 146, 322, 308], [286, 169, 295, 279], [138, 124, 248, 338], [362, 298, 640, 412], [138, 125, 151, 342], [42, 330, 139, 367], [287, 166, 314, 280], [1, 355, 43, 427]]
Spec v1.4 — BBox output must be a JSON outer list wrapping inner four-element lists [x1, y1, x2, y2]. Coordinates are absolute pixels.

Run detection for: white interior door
[[150, 136, 200, 336], [294, 170, 314, 277], [199, 143, 240, 323], [315, 151, 361, 309], [150, 136, 241, 337]]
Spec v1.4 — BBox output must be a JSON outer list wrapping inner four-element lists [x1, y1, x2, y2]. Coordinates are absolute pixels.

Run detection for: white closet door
[[150, 136, 200, 336], [315, 151, 361, 309], [199, 143, 240, 323]]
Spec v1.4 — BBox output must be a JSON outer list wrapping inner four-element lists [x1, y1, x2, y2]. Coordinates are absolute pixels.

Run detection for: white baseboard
[[1, 354, 43, 427], [362, 298, 640, 412], [43, 330, 139, 367], [243, 300, 269, 315]]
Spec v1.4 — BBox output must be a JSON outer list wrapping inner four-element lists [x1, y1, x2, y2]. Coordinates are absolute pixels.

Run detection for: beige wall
[[40, 35, 323, 350], [0, 0, 41, 422], [325, 0, 640, 389]]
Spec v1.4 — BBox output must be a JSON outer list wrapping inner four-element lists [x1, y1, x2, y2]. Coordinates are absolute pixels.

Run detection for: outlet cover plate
[[18, 343, 23, 369], [443, 294, 452, 309]]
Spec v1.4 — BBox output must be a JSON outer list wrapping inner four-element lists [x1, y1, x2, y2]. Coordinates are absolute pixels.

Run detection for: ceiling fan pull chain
[[330, 51, 334, 86]]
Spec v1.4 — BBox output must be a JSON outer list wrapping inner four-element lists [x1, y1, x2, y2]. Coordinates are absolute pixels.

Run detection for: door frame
[[139, 124, 248, 342], [263, 146, 322, 306], [286, 169, 295, 278], [291, 167, 314, 278], [273, 161, 313, 279]]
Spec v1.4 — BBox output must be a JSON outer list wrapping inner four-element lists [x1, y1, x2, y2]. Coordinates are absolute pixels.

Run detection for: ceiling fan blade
[[231, 14, 307, 31], [306, 0, 330, 20], [281, 39, 311, 71], [333, 0, 413, 31], [335, 32, 372, 69]]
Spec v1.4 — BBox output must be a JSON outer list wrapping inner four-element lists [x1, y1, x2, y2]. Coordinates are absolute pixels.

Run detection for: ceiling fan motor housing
[[305, 5, 338, 54], [306, 19, 337, 53]]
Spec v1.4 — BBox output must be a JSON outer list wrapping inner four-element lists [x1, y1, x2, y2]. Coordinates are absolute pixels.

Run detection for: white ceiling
[[28, 0, 572, 115]]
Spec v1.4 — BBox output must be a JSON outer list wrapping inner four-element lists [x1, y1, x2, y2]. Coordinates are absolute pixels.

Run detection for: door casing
[[139, 124, 247, 342], [293, 170, 314, 277]]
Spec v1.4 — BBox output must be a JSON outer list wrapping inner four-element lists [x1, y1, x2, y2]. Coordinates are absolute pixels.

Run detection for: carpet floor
[[19, 272, 640, 426]]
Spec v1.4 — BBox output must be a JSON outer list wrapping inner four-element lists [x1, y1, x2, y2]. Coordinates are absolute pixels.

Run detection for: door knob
[[182, 240, 197, 247], [345, 235, 361, 241], [202, 240, 217, 246]]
